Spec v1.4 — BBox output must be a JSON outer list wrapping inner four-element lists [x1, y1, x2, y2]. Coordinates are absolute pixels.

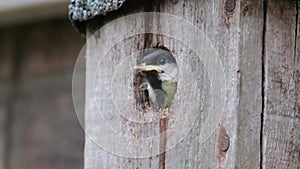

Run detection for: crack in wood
[[294, 0, 299, 66], [159, 110, 168, 169], [261, 0, 268, 168]]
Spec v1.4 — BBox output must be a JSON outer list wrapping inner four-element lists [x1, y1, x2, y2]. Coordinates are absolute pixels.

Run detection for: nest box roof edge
[[69, 0, 126, 22]]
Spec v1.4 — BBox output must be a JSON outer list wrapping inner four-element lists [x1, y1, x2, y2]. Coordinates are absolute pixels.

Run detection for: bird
[[134, 49, 178, 111]]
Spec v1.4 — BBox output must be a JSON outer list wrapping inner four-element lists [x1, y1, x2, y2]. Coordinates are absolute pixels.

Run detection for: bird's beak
[[134, 64, 163, 73]]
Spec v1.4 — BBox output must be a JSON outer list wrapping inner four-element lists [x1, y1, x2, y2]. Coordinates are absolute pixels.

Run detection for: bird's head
[[134, 49, 178, 81]]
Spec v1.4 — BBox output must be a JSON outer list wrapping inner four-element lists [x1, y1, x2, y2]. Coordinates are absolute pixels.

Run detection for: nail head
[[221, 135, 230, 152]]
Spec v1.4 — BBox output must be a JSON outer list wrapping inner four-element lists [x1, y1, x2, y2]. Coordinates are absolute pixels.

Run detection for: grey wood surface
[[236, 0, 264, 168], [84, 0, 299, 168], [263, 0, 300, 168]]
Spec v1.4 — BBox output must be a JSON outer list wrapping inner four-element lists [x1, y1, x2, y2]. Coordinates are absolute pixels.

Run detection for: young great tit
[[134, 49, 178, 110]]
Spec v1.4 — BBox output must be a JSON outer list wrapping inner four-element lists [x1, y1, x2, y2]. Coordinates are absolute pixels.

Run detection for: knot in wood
[[225, 0, 236, 12]]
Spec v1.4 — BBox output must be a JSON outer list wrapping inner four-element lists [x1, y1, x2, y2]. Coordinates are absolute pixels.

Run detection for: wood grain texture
[[263, 0, 300, 168], [85, 30, 211, 168], [236, 0, 264, 168], [84, 0, 263, 168]]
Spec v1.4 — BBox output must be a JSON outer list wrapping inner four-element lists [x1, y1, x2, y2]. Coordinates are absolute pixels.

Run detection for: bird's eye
[[159, 58, 166, 65]]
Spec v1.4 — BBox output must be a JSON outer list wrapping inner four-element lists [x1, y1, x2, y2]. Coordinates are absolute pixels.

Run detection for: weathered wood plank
[[149, 0, 263, 168], [158, 0, 240, 168], [263, 0, 300, 168], [84, 0, 263, 168], [236, 0, 264, 168], [85, 25, 162, 168]]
